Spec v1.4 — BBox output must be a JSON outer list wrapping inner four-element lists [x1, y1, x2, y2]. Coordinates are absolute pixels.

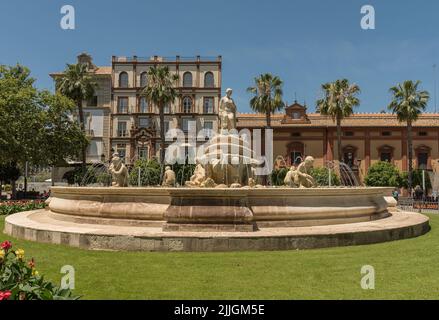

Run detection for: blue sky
[[1, 0, 439, 113]]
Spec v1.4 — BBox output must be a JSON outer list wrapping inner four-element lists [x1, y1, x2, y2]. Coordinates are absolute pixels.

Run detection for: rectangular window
[[163, 104, 170, 114], [343, 131, 354, 137], [419, 131, 428, 137], [139, 117, 150, 128], [118, 97, 128, 113], [291, 132, 301, 137], [381, 131, 392, 136], [182, 118, 189, 132], [138, 147, 148, 159], [204, 121, 213, 130], [139, 98, 148, 113], [203, 97, 214, 113], [164, 120, 170, 133], [117, 122, 127, 137], [88, 96, 98, 107], [116, 144, 126, 159]]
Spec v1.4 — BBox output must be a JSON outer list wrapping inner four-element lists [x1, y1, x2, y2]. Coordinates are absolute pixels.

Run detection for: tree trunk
[[77, 99, 87, 171], [407, 121, 413, 196], [159, 102, 165, 184], [266, 111, 271, 129], [336, 117, 343, 162], [11, 180, 16, 200], [51, 166, 55, 187]]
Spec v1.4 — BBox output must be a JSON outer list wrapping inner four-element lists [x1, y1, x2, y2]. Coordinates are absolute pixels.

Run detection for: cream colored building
[[51, 53, 221, 164]]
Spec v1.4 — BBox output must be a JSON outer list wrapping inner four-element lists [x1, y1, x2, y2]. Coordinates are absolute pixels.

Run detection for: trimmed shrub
[[364, 161, 401, 187], [129, 159, 161, 186], [309, 167, 340, 186]]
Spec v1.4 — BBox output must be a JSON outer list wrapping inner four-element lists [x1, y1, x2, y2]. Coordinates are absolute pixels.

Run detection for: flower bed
[[0, 241, 79, 300], [0, 200, 46, 215]]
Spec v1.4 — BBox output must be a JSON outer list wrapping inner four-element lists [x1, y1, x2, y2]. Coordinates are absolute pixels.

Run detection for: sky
[[1, 0, 439, 113]]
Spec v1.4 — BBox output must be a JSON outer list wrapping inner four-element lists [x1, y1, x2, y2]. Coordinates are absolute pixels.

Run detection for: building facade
[[238, 101, 439, 182], [51, 53, 221, 164]]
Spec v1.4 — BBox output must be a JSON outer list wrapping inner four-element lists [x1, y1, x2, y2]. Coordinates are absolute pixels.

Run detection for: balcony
[[117, 130, 129, 138]]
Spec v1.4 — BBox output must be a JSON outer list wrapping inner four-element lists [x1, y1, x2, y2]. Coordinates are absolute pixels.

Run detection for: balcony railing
[[112, 55, 222, 63], [117, 130, 128, 137]]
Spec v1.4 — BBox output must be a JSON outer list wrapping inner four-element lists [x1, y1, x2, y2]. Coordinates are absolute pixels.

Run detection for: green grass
[[0, 214, 438, 299]]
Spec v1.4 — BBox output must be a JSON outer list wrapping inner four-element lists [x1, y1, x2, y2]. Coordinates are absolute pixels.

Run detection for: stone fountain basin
[[47, 187, 393, 231]]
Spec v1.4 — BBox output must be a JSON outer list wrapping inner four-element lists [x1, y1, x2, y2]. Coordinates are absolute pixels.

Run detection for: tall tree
[[247, 73, 285, 128], [388, 80, 429, 194], [316, 79, 360, 162], [0, 64, 43, 196], [39, 91, 89, 186], [140, 66, 179, 173], [56, 63, 97, 168]]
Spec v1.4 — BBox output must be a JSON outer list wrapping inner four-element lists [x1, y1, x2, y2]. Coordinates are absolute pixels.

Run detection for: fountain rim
[[50, 186, 393, 197]]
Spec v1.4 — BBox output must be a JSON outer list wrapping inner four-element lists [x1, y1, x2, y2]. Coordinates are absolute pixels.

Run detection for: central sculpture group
[[110, 88, 316, 189]]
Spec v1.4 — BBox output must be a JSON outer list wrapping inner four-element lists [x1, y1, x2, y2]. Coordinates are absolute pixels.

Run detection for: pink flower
[[0, 291, 11, 301], [0, 241, 11, 251]]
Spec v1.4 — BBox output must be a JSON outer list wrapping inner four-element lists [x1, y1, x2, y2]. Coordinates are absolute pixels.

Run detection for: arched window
[[342, 145, 358, 168], [140, 72, 148, 87], [287, 142, 304, 166], [378, 145, 394, 163], [183, 72, 193, 87], [182, 96, 192, 113], [415, 145, 431, 169], [139, 97, 148, 113], [119, 72, 128, 88], [204, 72, 214, 88]]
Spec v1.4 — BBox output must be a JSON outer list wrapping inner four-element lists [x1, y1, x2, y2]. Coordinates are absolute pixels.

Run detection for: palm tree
[[141, 66, 179, 171], [247, 73, 285, 128], [56, 63, 96, 168], [388, 80, 429, 194], [316, 79, 360, 162]]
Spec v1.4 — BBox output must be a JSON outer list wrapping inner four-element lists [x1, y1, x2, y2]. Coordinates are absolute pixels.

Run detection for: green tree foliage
[[388, 80, 429, 192], [56, 63, 97, 168], [247, 73, 284, 128], [141, 66, 179, 166], [39, 91, 88, 168], [0, 64, 88, 193], [316, 79, 360, 161], [309, 167, 341, 186], [129, 159, 161, 186], [271, 167, 289, 186], [364, 161, 402, 187], [171, 163, 195, 186], [400, 170, 431, 190]]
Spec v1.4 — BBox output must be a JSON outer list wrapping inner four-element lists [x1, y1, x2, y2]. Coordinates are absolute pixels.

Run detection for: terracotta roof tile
[[237, 112, 439, 127]]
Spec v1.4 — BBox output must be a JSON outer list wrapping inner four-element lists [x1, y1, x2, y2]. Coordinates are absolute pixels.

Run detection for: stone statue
[[219, 88, 237, 131], [185, 162, 206, 187], [162, 166, 176, 187], [109, 153, 128, 187], [295, 156, 316, 188], [284, 166, 298, 188]]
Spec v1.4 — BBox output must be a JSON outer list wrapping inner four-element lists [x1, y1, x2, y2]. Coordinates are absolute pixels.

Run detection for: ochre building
[[237, 101, 439, 182]]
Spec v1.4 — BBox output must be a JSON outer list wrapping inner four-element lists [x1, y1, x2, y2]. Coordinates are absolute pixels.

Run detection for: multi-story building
[[238, 101, 439, 183], [51, 53, 221, 164]]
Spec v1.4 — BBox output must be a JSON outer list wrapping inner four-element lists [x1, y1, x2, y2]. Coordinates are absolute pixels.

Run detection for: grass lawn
[[0, 214, 438, 300]]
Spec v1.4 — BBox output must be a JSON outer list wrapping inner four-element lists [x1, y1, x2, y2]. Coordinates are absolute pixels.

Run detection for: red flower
[[0, 241, 11, 251], [0, 290, 11, 301], [28, 258, 35, 268]]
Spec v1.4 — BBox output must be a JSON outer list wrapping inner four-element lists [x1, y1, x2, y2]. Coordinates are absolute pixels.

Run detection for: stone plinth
[[163, 189, 254, 232]]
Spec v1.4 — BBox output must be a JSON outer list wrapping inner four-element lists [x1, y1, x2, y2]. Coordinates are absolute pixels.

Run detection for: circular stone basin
[[46, 186, 392, 231], [3, 186, 430, 251]]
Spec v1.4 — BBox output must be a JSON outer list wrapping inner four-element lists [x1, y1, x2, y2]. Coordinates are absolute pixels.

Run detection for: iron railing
[[397, 197, 439, 214]]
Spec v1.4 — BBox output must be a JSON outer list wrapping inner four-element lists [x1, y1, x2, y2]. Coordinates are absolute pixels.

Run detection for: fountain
[[3, 88, 430, 251]]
